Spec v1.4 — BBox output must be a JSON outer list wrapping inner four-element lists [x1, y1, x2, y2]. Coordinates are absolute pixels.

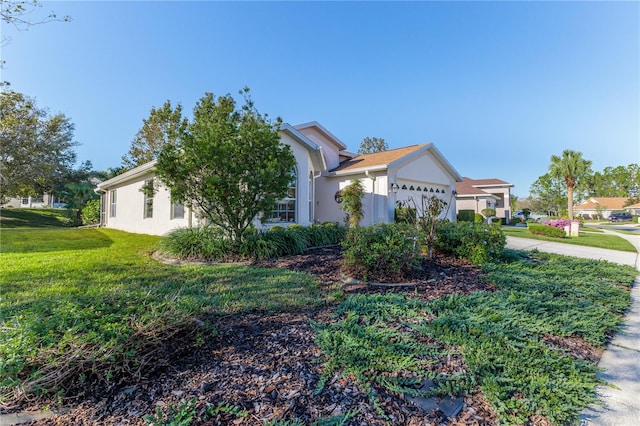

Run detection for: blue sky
[[2, 1, 638, 196]]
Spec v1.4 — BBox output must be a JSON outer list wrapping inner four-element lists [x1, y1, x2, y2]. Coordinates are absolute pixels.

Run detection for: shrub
[[161, 226, 232, 261], [81, 199, 101, 225], [474, 213, 484, 223], [395, 206, 416, 224], [163, 223, 347, 261], [481, 208, 496, 218], [434, 221, 506, 264], [341, 179, 365, 228], [543, 218, 571, 230], [529, 224, 566, 238], [457, 210, 475, 222], [342, 223, 421, 282]]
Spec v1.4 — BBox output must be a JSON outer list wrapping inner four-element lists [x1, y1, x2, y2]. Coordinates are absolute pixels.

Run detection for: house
[[574, 197, 633, 219], [1, 194, 58, 208], [95, 122, 462, 235], [455, 177, 513, 222]]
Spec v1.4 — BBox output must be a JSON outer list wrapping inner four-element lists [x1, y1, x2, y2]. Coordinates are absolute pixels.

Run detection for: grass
[[316, 250, 637, 425], [0, 208, 75, 228], [2, 209, 638, 424], [0, 228, 323, 404], [502, 226, 636, 252]]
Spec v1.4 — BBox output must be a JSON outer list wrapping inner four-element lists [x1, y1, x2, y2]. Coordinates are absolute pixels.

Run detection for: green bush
[[161, 226, 232, 261], [395, 206, 417, 224], [163, 223, 347, 261], [81, 199, 101, 225], [435, 221, 506, 264], [342, 223, 421, 282], [528, 224, 566, 238], [457, 209, 475, 222], [474, 213, 484, 223]]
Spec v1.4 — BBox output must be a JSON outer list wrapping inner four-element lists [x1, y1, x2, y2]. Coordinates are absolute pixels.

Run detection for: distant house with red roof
[[455, 177, 514, 222], [574, 197, 634, 219]]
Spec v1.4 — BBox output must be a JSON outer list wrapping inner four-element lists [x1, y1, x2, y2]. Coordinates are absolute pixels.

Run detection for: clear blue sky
[[2, 1, 639, 196]]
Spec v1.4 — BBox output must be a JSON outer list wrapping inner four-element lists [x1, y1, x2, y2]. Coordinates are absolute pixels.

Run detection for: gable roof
[[293, 121, 347, 150], [455, 177, 511, 197], [279, 123, 326, 170], [463, 177, 513, 187], [96, 160, 157, 191], [329, 143, 462, 181], [575, 197, 630, 211]]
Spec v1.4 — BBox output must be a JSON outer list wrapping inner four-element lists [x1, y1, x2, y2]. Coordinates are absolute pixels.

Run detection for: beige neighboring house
[[574, 197, 633, 219], [1, 194, 57, 208], [455, 177, 514, 222], [95, 121, 462, 235]]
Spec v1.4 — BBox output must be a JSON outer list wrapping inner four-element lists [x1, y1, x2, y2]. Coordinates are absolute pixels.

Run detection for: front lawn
[[0, 228, 322, 407], [502, 226, 636, 252], [0, 208, 75, 228], [1, 228, 637, 425]]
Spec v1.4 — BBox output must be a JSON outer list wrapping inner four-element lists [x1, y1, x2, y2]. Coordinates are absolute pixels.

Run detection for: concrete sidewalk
[[506, 233, 640, 425]]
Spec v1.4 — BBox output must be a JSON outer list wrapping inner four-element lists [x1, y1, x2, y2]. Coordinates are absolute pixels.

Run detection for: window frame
[[266, 168, 297, 224], [109, 190, 117, 218]]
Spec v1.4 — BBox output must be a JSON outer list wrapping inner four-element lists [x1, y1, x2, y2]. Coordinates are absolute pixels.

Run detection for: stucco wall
[[102, 173, 195, 235], [296, 127, 342, 170]]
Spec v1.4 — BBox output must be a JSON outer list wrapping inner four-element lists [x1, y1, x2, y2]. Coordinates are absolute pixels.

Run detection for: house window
[[109, 190, 117, 217], [143, 179, 154, 219], [171, 201, 184, 219], [267, 169, 297, 223], [32, 194, 44, 203], [21, 197, 29, 205]]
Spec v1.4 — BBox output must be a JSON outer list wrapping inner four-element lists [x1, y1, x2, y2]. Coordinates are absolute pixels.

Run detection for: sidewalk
[[506, 233, 640, 425]]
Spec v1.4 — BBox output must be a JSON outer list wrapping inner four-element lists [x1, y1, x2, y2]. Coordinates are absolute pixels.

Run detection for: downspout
[[365, 170, 376, 225], [312, 171, 322, 224]]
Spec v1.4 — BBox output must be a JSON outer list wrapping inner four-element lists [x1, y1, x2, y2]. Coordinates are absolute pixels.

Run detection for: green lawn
[[502, 226, 637, 252], [0, 208, 75, 228], [0, 228, 323, 403], [1, 224, 637, 425]]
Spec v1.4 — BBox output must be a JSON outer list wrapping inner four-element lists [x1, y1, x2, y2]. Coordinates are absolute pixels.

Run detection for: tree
[[1, 0, 70, 27], [155, 89, 296, 243], [357, 136, 388, 155], [340, 179, 365, 228], [0, 91, 78, 200], [529, 174, 565, 216], [548, 150, 592, 219], [122, 100, 188, 169]]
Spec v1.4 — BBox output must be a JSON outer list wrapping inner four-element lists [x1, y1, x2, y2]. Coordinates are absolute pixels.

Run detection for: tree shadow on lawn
[[0, 229, 114, 253]]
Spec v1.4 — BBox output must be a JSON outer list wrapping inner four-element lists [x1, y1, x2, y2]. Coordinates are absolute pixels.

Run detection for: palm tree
[[548, 150, 592, 219]]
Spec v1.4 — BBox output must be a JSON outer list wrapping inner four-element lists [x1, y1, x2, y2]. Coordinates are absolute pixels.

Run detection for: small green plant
[[205, 402, 248, 418], [457, 209, 475, 222], [143, 398, 196, 426], [341, 223, 421, 282], [80, 199, 101, 225], [434, 221, 506, 264], [340, 179, 365, 228]]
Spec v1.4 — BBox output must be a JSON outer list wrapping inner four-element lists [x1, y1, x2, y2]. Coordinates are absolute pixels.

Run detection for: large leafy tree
[[122, 100, 188, 169], [529, 174, 565, 216], [584, 164, 639, 197], [357, 136, 388, 155], [548, 150, 592, 219], [0, 90, 78, 200], [155, 89, 296, 242]]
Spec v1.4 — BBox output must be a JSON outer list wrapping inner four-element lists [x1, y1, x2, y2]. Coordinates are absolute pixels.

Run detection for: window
[[171, 202, 184, 219], [143, 179, 154, 219], [109, 190, 117, 217], [267, 169, 296, 223], [21, 197, 29, 205]]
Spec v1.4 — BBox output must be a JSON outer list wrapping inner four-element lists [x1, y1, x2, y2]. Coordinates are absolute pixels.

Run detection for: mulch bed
[[20, 246, 586, 425]]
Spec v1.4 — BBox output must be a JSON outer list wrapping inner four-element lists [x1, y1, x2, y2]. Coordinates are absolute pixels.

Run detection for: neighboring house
[[574, 197, 633, 219], [95, 121, 462, 235], [455, 177, 513, 222], [627, 202, 640, 216], [1, 194, 57, 208]]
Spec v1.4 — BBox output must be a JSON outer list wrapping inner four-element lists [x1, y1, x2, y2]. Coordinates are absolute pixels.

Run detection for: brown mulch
[[18, 246, 585, 425]]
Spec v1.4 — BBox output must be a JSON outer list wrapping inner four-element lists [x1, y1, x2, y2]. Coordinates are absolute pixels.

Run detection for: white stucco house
[[455, 177, 513, 222], [95, 122, 462, 235]]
